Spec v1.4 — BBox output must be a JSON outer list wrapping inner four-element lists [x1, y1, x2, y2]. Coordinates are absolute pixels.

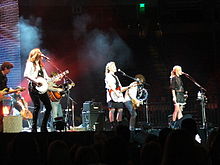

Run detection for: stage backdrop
[[0, 0, 22, 88]]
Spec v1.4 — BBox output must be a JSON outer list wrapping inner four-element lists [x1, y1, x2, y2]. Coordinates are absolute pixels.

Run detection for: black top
[[0, 70, 8, 90], [170, 76, 185, 104], [170, 76, 184, 92]]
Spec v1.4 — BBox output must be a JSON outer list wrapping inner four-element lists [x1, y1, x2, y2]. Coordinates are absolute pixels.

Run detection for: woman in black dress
[[170, 65, 186, 122]]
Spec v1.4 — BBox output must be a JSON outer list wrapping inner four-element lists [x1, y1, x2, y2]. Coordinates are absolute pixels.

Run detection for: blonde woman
[[105, 62, 131, 130], [24, 48, 52, 132], [170, 65, 186, 123]]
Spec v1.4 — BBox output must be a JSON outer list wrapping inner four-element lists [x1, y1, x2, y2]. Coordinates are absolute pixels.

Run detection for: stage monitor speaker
[[82, 111, 105, 131], [3, 116, 23, 133], [83, 101, 102, 112]]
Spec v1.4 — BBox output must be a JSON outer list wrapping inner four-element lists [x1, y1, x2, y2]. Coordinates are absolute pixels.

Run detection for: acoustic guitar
[[18, 97, 33, 120], [109, 88, 124, 102], [48, 83, 75, 102], [29, 70, 69, 94]]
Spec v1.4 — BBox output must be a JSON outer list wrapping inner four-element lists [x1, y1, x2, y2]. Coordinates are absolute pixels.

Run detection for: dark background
[[18, 0, 220, 127]]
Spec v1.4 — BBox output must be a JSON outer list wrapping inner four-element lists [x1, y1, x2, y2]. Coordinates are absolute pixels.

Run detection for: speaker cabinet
[[82, 111, 105, 131], [3, 116, 23, 133], [83, 101, 103, 112]]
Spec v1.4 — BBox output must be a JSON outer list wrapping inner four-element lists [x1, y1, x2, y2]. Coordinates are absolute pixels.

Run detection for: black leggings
[[28, 83, 52, 128]]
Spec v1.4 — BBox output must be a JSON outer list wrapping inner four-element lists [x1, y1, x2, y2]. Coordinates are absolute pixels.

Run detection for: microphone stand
[[118, 71, 150, 86], [183, 73, 208, 132], [63, 77, 77, 131]]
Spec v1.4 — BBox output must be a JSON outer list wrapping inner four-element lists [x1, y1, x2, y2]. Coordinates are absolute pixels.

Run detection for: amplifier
[[3, 116, 23, 133], [83, 101, 103, 112], [82, 111, 105, 131]]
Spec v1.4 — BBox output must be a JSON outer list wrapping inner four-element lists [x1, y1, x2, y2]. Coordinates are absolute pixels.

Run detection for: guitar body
[[33, 70, 69, 94], [131, 99, 143, 109], [48, 91, 63, 102], [109, 89, 124, 102], [20, 109, 33, 120], [35, 77, 48, 94], [16, 98, 33, 120]]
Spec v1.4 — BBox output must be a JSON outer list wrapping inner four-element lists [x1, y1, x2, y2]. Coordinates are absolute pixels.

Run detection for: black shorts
[[107, 101, 124, 109]]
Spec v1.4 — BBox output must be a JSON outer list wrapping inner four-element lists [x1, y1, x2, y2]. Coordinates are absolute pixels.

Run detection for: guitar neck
[[51, 70, 69, 81]]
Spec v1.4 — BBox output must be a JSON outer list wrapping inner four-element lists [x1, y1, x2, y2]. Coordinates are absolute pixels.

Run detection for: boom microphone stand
[[118, 69, 150, 86], [183, 73, 208, 129]]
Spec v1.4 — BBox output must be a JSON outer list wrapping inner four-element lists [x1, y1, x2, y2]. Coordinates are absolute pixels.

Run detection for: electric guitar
[[109, 88, 124, 102], [0, 87, 26, 101], [31, 70, 69, 94]]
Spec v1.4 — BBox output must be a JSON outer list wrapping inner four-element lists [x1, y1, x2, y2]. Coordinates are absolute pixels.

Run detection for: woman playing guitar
[[24, 48, 52, 132], [105, 61, 132, 130]]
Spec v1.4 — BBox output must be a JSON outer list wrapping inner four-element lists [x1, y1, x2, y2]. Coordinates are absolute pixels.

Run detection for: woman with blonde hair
[[170, 65, 186, 124], [24, 48, 52, 132], [105, 62, 131, 130]]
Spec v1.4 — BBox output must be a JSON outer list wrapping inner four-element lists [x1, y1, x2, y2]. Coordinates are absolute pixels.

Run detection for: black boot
[[41, 108, 51, 132], [110, 121, 116, 131], [31, 110, 38, 132], [41, 119, 48, 132], [40, 125, 48, 132]]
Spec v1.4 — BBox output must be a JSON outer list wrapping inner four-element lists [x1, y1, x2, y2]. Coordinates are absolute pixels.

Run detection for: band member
[[170, 65, 186, 123], [11, 87, 33, 119], [105, 61, 131, 129], [124, 74, 147, 131], [47, 72, 64, 131], [0, 62, 14, 132], [24, 48, 52, 132]]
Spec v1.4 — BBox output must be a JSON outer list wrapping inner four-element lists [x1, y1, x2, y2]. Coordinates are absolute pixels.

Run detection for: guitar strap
[[38, 65, 44, 77], [30, 65, 44, 91], [112, 74, 120, 89], [108, 74, 122, 101]]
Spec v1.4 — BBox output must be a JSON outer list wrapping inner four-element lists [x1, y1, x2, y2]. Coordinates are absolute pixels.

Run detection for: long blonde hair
[[170, 65, 182, 78], [105, 61, 115, 75], [28, 48, 44, 69]]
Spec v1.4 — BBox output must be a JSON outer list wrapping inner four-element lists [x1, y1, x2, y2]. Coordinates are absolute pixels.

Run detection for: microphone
[[41, 54, 50, 60], [118, 69, 126, 75]]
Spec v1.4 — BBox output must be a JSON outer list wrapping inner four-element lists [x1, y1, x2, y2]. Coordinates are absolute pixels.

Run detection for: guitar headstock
[[64, 70, 69, 74], [53, 70, 69, 80]]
